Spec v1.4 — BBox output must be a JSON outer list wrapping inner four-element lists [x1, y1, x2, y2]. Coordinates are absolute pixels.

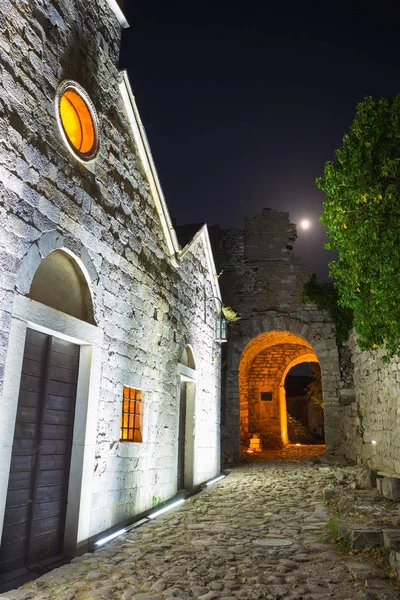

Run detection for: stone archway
[[222, 314, 341, 462], [280, 354, 321, 445], [239, 331, 320, 448]]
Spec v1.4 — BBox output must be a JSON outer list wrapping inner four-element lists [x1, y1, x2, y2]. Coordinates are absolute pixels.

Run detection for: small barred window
[[120, 387, 143, 442]]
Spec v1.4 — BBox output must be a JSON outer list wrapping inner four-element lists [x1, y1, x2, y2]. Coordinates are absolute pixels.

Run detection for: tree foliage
[[302, 274, 353, 344], [318, 95, 400, 357]]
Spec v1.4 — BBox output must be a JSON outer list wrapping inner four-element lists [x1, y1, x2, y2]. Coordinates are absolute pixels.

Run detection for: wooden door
[[0, 328, 79, 576], [177, 382, 187, 490]]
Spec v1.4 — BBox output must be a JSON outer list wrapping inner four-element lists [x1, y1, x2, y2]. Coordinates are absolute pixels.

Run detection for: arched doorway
[[283, 358, 324, 445], [0, 249, 98, 580], [177, 346, 196, 490], [238, 331, 324, 450]]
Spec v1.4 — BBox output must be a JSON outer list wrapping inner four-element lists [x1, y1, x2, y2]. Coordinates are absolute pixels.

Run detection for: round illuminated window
[[56, 81, 99, 162]]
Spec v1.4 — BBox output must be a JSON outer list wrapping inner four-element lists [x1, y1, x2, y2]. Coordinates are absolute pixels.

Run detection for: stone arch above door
[[16, 231, 98, 324], [222, 313, 342, 461], [180, 344, 196, 370], [28, 250, 95, 324]]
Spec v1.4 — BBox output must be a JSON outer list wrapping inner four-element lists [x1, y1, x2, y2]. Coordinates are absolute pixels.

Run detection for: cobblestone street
[[2, 447, 400, 600]]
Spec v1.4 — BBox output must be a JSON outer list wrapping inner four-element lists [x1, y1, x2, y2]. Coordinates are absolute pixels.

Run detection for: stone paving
[[2, 446, 400, 600]]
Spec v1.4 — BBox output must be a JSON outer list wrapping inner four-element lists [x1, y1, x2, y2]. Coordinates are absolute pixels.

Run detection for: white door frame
[[0, 295, 103, 556], [177, 363, 196, 490]]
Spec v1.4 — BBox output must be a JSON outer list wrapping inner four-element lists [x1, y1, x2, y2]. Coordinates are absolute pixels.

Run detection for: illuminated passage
[[239, 331, 324, 450]]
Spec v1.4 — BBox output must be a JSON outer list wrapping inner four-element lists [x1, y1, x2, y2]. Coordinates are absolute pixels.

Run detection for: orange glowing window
[[58, 83, 98, 160], [120, 387, 143, 443]]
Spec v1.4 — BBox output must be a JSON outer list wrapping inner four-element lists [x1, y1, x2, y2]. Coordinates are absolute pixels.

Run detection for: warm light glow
[[246, 449, 254, 453], [300, 219, 310, 230], [59, 89, 96, 157], [295, 443, 302, 446], [372, 440, 377, 445]]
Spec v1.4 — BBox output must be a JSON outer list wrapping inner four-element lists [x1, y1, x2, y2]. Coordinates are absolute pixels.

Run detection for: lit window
[[120, 387, 143, 442], [56, 81, 98, 161]]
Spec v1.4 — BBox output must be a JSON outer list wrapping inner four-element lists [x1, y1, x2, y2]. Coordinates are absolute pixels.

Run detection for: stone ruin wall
[[218, 209, 308, 315], [217, 208, 349, 463], [340, 332, 400, 474], [216, 207, 400, 474]]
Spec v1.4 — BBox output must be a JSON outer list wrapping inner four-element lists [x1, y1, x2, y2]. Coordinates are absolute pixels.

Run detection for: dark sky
[[119, 1, 400, 279]]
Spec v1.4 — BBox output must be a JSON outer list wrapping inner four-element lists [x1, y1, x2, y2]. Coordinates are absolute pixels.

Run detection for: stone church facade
[[0, 0, 222, 585]]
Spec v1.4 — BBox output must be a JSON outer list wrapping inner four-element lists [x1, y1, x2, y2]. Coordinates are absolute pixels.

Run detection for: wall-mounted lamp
[[205, 296, 227, 343]]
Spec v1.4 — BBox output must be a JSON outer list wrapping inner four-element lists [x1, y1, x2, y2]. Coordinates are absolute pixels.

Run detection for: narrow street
[[2, 447, 399, 600]]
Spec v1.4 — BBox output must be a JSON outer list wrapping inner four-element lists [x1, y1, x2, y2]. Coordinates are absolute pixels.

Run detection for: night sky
[[119, 2, 400, 280]]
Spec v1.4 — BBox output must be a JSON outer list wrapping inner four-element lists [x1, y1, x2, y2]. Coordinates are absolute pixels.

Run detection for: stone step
[[377, 476, 400, 501], [338, 524, 383, 549], [383, 529, 400, 551], [337, 524, 400, 552], [377, 471, 400, 480]]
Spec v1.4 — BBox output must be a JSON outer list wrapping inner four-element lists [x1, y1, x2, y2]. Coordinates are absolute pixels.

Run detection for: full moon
[[300, 219, 310, 230]]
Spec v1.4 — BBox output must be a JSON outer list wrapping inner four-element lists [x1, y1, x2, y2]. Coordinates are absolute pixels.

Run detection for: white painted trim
[[13, 296, 103, 346], [0, 295, 103, 557], [178, 224, 222, 311], [106, 0, 129, 28], [183, 381, 196, 489], [119, 71, 179, 263], [178, 363, 197, 382]]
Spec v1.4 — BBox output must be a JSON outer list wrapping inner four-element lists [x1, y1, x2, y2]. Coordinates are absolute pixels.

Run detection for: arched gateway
[[221, 315, 342, 462], [239, 331, 320, 448]]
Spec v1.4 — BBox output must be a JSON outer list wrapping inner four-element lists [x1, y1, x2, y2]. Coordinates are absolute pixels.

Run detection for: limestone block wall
[[219, 208, 310, 314], [341, 332, 400, 473], [0, 0, 221, 554]]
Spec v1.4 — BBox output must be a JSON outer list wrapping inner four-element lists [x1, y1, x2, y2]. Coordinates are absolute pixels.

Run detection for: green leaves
[[319, 94, 400, 357], [302, 274, 353, 344]]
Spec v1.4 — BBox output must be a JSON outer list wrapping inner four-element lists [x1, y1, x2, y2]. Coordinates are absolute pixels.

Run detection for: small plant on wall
[[302, 274, 353, 345], [222, 306, 241, 322]]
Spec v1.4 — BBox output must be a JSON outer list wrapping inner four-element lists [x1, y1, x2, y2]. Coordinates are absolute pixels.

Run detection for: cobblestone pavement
[[2, 446, 400, 600]]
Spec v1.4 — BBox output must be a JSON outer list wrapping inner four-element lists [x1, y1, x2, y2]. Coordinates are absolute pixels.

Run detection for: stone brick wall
[[341, 332, 400, 474], [219, 208, 310, 315], [0, 0, 221, 553]]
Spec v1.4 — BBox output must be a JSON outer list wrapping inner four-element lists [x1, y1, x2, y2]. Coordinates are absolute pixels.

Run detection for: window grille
[[120, 386, 142, 442]]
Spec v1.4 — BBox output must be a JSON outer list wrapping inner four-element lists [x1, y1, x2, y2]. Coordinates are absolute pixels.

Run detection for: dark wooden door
[[0, 329, 79, 576], [177, 382, 187, 490]]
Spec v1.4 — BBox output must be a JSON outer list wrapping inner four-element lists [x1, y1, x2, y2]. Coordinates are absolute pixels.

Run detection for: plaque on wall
[[260, 391, 273, 402]]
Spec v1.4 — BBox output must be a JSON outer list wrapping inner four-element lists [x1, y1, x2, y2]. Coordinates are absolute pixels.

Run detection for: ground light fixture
[[94, 528, 127, 547], [205, 474, 226, 486], [148, 498, 185, 519], [93, 476, 226, 547], [94, 518, 152, 548], [372, 440, 377, 445]]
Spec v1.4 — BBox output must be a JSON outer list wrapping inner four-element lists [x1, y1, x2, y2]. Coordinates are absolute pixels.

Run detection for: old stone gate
[[214, 208, 349, 463]]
